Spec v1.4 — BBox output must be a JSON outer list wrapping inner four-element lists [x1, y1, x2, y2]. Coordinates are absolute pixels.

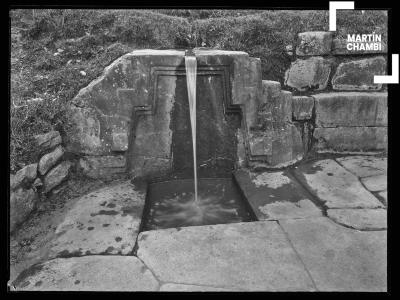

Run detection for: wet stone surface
[[234, 169, 322, 220], [12, 256, 159, 291], [48, 181, 146, 258], [171, 74, 241, 179], [143, 178, 255, 231], [293, 159, 383, 209]]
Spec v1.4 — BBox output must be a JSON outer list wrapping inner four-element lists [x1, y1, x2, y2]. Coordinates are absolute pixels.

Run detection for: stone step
[[314, 92, 387, 127]]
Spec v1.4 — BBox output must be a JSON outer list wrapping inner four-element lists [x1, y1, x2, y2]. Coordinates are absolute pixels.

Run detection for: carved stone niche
[[67, 49, 263, 180]]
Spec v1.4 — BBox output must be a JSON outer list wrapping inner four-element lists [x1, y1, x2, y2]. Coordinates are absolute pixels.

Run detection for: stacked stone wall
[[253, 31, 387, 167]]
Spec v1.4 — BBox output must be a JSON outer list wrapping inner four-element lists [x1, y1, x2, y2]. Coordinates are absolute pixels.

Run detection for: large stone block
[[79, 155, 126, 179], [285, 57, 331, 92], [292, 96, 314, 120], [314, 92, 387, 127], [249, 124, 304, 167], [313, 127, 387, 152], [10, 187, 38, 232], [259, 86, 292, 129], [332, 57, 386, 90], [296, 31, 333, 56]]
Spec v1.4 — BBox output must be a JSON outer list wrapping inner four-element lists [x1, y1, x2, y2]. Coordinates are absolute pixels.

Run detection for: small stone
[[111, 131, 128, 152], [38, 146, 64, 175], [296, 31, 333, 56], [262, 80, 281, 100], [327, 208, 387, 230], [10, 188, 38, 232], [34, 131, 62, 153], [32, 178, 43, 190], [11, 163, 37, 190], [292, 96, 314, 120], [80, 71, 86, 76], [43, 161, 72, 193], [361, 174, 386, 192], [378, 191, 387, 205], [284, 57, 331, 92], [332, 57, 386, 91]]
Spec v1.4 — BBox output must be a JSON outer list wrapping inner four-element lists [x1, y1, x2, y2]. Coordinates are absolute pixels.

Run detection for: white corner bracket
[[374, 54, 399, 84], [329, 1, 355, 31]]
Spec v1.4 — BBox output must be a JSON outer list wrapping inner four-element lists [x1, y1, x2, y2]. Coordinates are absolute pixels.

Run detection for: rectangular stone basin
[[140, 178, 257, 231]]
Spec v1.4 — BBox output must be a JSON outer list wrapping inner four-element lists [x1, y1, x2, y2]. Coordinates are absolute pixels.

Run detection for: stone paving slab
[[48, 181, 146, 258], [327, 209, 387, 230], [279, 217, 387, 291], [160, 283, 234, 291], [137, 221, 316, 291], [293, 159, 383, 208], [12, 256, 159, 291], [361, 174, 387, 192], [336, 156, 387, 178], [234, 169, 322, 220]]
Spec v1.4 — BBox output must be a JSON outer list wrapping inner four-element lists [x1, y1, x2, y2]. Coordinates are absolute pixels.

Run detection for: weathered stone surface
[[262, 80, 281, 99], [280, 217, 386, 291], [332, 38, 387, 55], [327, 208, 387, 230], [249, 124, 304, 167], [292, 96, 314, 120], [67, 50, 262, 179], [284, 57, 331, 91], [43, 161, 72, 193], [361, 174, 387, 192], [313, 127, 387, 152], [137, 222, 315, 291], [111, 130, 128, 151], [293, 159, 383, 208], [10, 188, 38, 232], [234, 169, 322, 220], [314, 92, 387, 127], [34, 131, 62, 153], [13, 256, 159, 291], [160, 283, 233, 291], [332, 57, 386, 90], [336, 156, 387, 178], [79, 155, 126, 179], [378, 191, 387, 205], [10, 163, 37, 190], [296, 31, 333, 56], [49, 181, 145, 258], [38, 146, 64, 175]]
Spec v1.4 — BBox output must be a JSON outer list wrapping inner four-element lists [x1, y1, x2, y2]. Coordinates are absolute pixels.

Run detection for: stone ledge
[[313, 92, 387, 127], [313, 127, 387, 152]]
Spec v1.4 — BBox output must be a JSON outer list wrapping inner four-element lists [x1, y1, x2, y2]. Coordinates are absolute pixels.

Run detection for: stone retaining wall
[[258, 31, 388, 160], [10, 131, 73, 233]]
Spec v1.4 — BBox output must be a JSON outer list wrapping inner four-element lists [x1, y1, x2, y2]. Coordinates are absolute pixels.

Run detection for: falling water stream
[[185, 54, 198, 203]]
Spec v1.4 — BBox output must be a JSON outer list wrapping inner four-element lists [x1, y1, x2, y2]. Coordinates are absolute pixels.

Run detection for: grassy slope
[[10, 9, 387, 172]]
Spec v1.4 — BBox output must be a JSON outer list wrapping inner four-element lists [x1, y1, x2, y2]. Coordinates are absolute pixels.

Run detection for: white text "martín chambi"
[[346, 34, 382, 51]]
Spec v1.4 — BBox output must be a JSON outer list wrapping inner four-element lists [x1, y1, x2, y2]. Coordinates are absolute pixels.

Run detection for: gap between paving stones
[[287, 166, 385, 232], [275, 220, 319, 291], [334, 157, 387, 207]]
